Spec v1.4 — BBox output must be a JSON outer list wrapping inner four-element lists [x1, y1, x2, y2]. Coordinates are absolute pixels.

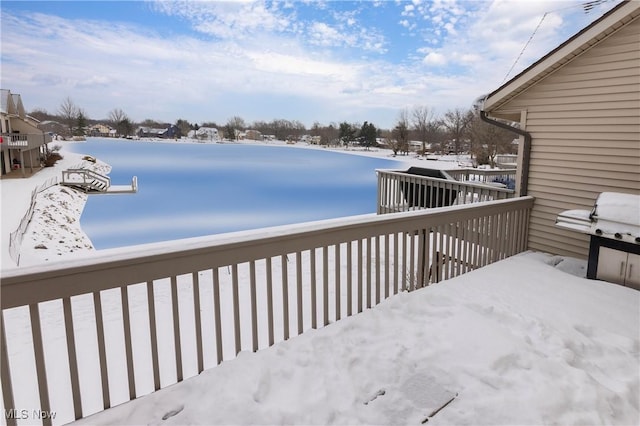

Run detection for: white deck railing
[[0, 133, 51, 151], [377, 169, 516, 214], [61, 169, 111, 192], [445, 168, 517, 184], [1, 197, 533, 425]]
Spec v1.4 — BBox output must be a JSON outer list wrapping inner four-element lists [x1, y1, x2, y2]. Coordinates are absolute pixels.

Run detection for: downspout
[[480, 110, 531, 197]]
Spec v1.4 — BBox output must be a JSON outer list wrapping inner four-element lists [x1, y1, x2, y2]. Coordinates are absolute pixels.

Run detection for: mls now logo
[[4, 409, 56, 420]]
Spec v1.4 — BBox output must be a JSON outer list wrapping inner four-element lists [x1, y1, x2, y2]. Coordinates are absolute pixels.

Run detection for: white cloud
[[308, 22, 345, 47], [423, 52, 448, 66], [0, 0, 623, 129]]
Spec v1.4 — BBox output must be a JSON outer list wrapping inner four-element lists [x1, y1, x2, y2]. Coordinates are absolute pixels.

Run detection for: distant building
[[89, 123, 113, 137], [243, 130, 263, 141], [136, 125, 181, 139], [190, 127, 220, 141]]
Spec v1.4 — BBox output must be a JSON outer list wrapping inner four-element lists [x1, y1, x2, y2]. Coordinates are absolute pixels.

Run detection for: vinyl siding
[[490, 17, 640, 259]]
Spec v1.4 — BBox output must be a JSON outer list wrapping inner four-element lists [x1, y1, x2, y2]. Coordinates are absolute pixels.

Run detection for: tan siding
[[527, 115, 638, 124], [540, 67, 638, 84], [490, 17, 640, 258], [528, 137, 638, 148], [530, 162, 640, 177], [506, 91, 638, 108], [525, 100, 639, 112]]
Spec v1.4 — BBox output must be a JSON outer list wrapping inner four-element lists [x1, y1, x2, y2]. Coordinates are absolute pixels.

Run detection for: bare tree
[[412, 105, 436, 155], [320, 123, 339, 146], [108, 108, 132, 136], [225, 116, 246, 140], [392, 109, 410, 155], [58, 97, 79, 137], [442, 108, 474, 155], [468, 113, 517, 167]]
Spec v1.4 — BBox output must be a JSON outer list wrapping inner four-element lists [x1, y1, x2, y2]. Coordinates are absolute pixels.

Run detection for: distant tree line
[[29, 97, 517, 167]]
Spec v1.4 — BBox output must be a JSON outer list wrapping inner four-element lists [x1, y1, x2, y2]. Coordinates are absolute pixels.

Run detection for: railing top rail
[[376, 169, 515, 193], [447, 167, 517, 175], [62, 168, 110, 182], [1, 196, 534, 309]]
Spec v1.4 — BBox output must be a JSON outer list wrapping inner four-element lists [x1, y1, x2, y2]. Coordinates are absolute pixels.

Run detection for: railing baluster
[[93, 291, 110, 409], [335, 244, 341, 321], [62, 297, 82, 420], [384, 234, 390, 297], [417, 229, 426, 289], [146, 281, 161, 390], [323, 246, 329, 326], [438, 225, 445, 282], [347, 242, 353, 316], [393, 232, 399, 293], [29, 303, 52, 426], [250, 261, 259, 351], [310, 250, 317, 329], [401, 231, 407, 291], [357, 239, 363, 313], [366, 238, 372, 308], [120, 286, 136, 400], [212, 268, 224, 364], [281, 255, 290, 340], [265, 259, 275, 345], [375, 236, 381, 304], [455, 221, 463, 277], [377, 172, 382, 214], [1, 313, 16, 426], [296, 253, 303, 335], [192, 273, 204, 373], [170, 276, 183, 381], [409, 231, 416, 290], [447, 223, 454, 280], [231, 265, 241, 354]]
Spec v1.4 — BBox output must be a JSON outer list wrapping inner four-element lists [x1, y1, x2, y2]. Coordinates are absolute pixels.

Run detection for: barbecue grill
[[556, 192, 639, 290]]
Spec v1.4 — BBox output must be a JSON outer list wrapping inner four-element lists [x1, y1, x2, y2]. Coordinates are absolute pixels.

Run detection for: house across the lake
[[136, 124, 181, 139]]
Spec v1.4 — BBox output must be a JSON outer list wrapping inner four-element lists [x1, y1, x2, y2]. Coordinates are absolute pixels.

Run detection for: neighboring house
[[191, 127, 220, 141], [0, 89, 51, 177], [482, 0, 640, 259], [89, 123, 113, 137], [243, 129, 263, 141], [137, 125, 181, 139]]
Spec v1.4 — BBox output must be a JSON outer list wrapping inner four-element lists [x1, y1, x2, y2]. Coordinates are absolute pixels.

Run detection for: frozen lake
[[69, 139, 398, 249]]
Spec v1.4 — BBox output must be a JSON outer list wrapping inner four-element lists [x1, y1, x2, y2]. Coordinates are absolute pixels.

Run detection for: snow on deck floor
[[74, 252, 640, 426]]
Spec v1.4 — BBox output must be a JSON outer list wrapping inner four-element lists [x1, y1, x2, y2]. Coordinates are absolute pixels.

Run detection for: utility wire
[[501, 12, 548, 84], [500, 0, 616, 84]]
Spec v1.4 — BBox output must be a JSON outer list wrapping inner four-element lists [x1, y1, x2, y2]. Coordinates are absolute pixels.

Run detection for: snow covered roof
[[0, 89, 14, 115]]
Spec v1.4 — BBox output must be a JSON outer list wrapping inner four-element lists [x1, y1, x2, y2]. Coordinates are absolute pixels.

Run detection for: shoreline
[[3, 138, 468, 269]]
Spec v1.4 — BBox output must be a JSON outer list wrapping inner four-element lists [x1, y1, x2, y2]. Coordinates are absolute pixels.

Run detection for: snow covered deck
[[72, 252, 639, 425]]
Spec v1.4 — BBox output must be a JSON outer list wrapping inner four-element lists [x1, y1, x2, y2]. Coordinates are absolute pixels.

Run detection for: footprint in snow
[[162, 405, 184, 420]]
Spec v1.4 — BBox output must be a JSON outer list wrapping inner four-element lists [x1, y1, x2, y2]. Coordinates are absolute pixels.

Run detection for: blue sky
[[1, 0, 621, 129]]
